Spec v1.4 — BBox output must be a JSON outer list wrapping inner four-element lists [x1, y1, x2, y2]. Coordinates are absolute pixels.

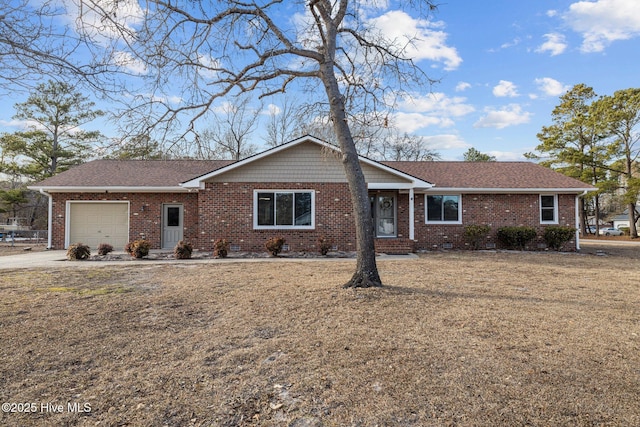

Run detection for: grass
[[0, 244, 639, 426]]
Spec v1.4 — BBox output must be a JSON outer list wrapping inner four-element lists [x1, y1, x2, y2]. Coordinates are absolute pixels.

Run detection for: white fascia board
[[27, 186, 192, 193], [368, 182, 415, 190], [417, 187, 596, 194]]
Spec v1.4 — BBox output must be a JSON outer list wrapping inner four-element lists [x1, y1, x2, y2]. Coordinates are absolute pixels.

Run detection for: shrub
[[265, 236, 285, 257], [496, 226, 537, 250], [618, 226, 630, 236], [317, 236, 334, 256], [213, 238, 230, 258], [173, 240, 193, 259], [543, 226, 576, 251], [463, 225, 491, 250], [66, 242, 91, 260], [97, 243, 114, 256], [125, 239, 151, 259]]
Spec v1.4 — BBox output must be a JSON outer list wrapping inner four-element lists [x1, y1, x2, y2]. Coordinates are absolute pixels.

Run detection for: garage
[[67, 202, 129, 249]]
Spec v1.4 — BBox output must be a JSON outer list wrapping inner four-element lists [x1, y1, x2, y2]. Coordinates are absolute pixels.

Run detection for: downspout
[[409, 188, 415, 241], [575, 191, 588, 251], [39, 189, 53, 249]]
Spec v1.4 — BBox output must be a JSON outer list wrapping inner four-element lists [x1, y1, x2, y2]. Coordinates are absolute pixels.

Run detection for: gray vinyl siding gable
[[205, 141, 411, 184]]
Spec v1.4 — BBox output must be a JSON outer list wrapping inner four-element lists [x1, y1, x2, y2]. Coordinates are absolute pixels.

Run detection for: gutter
[[39, 189, 53, 249]]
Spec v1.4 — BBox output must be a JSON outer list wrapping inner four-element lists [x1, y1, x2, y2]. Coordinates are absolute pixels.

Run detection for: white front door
[[162, 204, 183, 249]]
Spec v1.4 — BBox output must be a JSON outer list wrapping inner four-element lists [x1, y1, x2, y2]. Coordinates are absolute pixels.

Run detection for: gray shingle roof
[[31, 158, 593, 192], [32, 159, 233, 188], [383, 161, 593, 190]]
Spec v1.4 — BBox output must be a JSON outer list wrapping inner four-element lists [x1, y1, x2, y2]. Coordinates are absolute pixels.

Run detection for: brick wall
[[413, 193, 578, 251], [50, 189, 579, 252], [198, 182, 362, 253], [50, 192, 199, 249]]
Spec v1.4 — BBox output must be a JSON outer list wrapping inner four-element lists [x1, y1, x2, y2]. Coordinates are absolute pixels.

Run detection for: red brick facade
[[50, 188, 579, 252], [50, 192, 199, 250], [198, 182, 359, 252], [412, 193, 577, 251]]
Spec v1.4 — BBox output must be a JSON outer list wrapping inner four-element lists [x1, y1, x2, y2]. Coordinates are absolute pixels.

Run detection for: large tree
[[463, 147, 496, 162], [195, 95, 261, 160], [12, 80, 105, 178], [79, 0, 439, 288], [0, 0, 118, 93], [595, 88, 640, 238], [529, 84, 611, 234]]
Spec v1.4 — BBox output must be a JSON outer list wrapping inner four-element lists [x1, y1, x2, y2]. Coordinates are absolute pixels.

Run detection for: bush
[[265, 236, 285, 257], [618, 226, 630, 236], [463, 225, 491, 250], [173, 240, 193, 259], [213, 238, 230, 258], [97, 243, 114, 256], [124, 239, 151, 259], [496, 226, 537, 250], [543, 226, 576, 251], [317, 236, 334, 256], [66, 242, 91, 260]]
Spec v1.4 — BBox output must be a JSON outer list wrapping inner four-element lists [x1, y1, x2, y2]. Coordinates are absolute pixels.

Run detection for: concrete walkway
[[0, 250, 417, 269]]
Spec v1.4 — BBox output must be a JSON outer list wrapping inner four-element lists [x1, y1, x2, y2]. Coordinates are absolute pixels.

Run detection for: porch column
[[409, 188, 415, 240]]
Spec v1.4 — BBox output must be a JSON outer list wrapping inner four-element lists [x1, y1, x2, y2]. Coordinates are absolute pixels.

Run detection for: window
[[426, 194, 461, 223], [540, 194, 558, 223], [255, 190, 314, 229]]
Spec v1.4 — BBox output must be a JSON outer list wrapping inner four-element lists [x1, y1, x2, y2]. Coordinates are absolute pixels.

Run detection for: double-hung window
[[254, 190, 314, 229], [426, 194, 461, 224], [540, 194, 558, 224]]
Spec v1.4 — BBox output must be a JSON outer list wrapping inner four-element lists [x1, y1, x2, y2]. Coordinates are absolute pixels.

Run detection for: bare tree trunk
[[321, 62, 381, 288]]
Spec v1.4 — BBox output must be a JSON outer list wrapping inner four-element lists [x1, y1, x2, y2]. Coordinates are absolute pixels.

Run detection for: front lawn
[[1, 245, 639, 426]]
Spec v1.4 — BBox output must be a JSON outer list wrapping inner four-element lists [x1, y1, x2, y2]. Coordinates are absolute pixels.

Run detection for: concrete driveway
[[0, 249, 417, 269], [0, 250, 69, 269]]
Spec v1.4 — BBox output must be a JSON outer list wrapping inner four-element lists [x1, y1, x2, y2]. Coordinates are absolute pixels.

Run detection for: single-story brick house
[[29, 135, 595, 253]]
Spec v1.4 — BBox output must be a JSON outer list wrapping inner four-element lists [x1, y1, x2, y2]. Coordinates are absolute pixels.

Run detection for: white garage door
[[68, 202, 129, 249]]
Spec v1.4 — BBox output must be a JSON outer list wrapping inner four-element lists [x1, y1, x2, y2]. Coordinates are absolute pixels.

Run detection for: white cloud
[[112, 51, 147, 75], [536, 33, 568, 56], [474, 104, 532, 129], [400, 92, 475, 117], [534, 77, 570, 97], [265, 104, 281, 116], [422, 134, 470, 151], [391, 92, 474, 134], [368, 10, 462, 70], [0, 119, 43, 130], [455, 82, 471, 92], [393, 112, 452, 133], [563, 0, 640, 52], [493, 80, 519, 98], [196, 54, 220, 79], [489, 150, 527, 161], [547, 10, 559, 18], [65, 0, 144, 45], [500, 37, 521, 49]]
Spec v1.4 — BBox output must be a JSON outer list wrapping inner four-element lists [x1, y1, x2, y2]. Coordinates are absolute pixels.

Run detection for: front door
[[371, 193, 397, 238], [162, 204, 183, 249]]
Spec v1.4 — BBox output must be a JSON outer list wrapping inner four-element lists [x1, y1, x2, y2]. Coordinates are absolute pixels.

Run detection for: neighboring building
[[29, 136, 595, 253], [611, 205, 640, 230]]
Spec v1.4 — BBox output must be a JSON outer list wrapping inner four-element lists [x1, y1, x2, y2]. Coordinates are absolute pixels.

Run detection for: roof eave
[[27, 186, 193, 193], [417, 187, 596, 194]]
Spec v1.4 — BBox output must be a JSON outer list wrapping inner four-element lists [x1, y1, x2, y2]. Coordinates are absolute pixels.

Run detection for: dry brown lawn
[[0, 243, 639, 426]]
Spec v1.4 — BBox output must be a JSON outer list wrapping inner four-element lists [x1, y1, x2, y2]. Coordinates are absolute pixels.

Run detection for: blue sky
[[1, 0, 639, 161]]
